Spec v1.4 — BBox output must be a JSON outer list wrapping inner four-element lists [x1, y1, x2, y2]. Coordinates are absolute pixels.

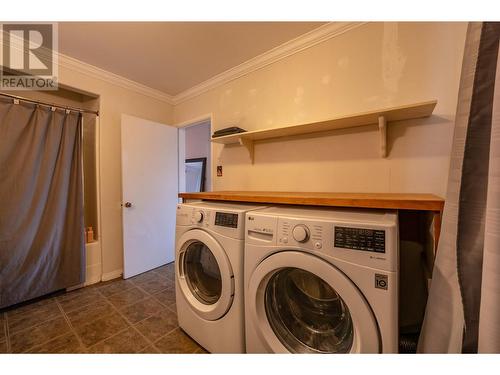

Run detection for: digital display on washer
[[334, 226, 385, 253], [215, 212, 238, 228]]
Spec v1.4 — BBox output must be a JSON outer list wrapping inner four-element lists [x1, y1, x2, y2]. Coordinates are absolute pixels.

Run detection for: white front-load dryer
[[175, 201, 267, 353], [244, 206, 399, 354]]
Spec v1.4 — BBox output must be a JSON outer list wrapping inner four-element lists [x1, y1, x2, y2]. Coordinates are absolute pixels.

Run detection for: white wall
[[57, 61, 173, 279], [173, 22, 468, 198], [185, 121, 212, 191], [2, 22, 468, 282]]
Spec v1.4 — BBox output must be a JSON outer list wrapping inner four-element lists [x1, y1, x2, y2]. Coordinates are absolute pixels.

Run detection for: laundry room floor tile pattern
[[0, 262, 206, 354]]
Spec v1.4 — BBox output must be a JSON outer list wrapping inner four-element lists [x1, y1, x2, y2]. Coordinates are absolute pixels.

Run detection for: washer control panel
[[278, 220, 324, 250], [334, 227, 385, 253], [292, 225, 310, 243], [277, 219, 387, 254], [246, 207, 398, 272]]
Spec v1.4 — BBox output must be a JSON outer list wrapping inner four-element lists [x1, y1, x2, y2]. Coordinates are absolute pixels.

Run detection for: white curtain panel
[[478, 35, 500, 353], [419, 22, 500, 353]]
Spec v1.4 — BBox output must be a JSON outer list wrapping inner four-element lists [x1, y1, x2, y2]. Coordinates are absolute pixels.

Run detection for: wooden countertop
[[178, 191, 444, 212]]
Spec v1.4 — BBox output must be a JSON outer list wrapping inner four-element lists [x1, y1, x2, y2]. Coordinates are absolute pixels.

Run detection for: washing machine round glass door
[[177, 229, 234, 321], [248, 251, 380, 353]]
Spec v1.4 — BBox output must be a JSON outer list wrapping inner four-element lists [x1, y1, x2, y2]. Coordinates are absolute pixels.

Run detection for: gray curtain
[[418, 22, 500, 353], [0, 97, 85, 309]]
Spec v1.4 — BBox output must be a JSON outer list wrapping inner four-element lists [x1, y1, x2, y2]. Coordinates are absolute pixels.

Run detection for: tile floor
[[0, 262, 208, 354]]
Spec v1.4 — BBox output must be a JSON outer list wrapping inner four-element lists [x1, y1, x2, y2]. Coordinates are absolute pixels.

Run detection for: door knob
[[123, 202, 133, 208]]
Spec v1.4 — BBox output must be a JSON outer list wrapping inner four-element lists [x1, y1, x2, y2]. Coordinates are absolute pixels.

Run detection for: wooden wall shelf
[[211, 100, 437, 163]]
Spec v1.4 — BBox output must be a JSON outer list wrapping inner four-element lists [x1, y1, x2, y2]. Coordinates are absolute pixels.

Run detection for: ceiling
[[58, 22, 326, 96]]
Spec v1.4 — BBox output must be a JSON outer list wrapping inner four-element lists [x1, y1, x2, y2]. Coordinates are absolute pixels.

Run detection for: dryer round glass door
[[247, 251, 380, 353], [177, 229, 235, 321], [184, 241, 222, 304], [265, 267, 353, 353]]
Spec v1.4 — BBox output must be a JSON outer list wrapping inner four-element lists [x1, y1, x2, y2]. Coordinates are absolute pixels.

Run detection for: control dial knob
[[194, 211, 204, 223], [292, 225, 310, 243]]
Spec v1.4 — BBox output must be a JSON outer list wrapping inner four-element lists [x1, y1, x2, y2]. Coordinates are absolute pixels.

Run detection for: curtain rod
[[0, 92, 99, 116]]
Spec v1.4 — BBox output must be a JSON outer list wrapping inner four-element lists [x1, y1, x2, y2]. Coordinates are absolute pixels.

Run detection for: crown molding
[[2, 22, 366, 107], [58, 22, 366, 106], [1, 29, 175, 104], [57, 53, 175, 105], [172, 22, 367, 105]]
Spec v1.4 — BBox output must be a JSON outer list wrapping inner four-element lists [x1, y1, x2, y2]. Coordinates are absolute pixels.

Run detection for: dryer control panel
[[177, 202, 268, 240], [215, 212, 239, 228]]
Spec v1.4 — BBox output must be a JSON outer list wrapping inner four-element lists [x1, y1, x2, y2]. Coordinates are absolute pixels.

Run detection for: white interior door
[[121, 114, 178, 278]]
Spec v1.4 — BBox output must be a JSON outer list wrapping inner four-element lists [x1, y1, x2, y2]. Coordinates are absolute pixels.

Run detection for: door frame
[[176, 113, 213, 196], [88, 114, 104, 284]]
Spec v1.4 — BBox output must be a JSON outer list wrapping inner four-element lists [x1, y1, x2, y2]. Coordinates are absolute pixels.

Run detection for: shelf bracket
[[378, 115, 387, 158], [238, 137, 254, 164]]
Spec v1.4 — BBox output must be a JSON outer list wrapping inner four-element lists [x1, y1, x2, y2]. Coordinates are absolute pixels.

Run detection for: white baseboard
[[67, 266, 102, 291], [84, 274, 102, 287], [101, 269, 123, 282], [85, 263, 102, 286], [85, 241, 102, 286]]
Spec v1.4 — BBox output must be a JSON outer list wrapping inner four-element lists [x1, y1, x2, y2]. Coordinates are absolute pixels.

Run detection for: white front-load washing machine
[[175, 201, 267, 353], [244, 206, 399, 353]]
